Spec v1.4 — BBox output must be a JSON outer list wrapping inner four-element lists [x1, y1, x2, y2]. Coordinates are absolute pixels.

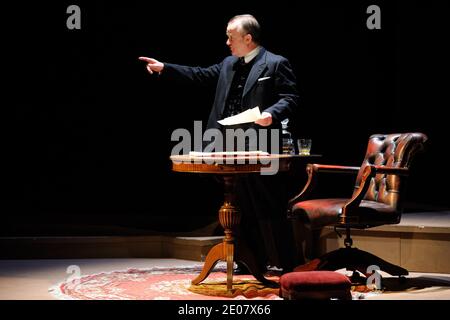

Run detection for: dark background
[[5, 1, 449, 236]]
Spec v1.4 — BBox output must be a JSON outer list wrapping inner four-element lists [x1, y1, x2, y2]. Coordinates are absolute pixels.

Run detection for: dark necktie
[[233, 57, 246, 71]]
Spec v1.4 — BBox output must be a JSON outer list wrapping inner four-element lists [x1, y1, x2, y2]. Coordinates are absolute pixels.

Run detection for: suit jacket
[[162, 47, 299, 132]]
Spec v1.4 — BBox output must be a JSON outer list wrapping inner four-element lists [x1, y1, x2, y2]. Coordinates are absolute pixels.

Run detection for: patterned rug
[[49, 265, 281, 300]]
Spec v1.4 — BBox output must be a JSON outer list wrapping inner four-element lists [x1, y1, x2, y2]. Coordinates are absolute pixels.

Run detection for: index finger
[[138, 56, 152, 62]]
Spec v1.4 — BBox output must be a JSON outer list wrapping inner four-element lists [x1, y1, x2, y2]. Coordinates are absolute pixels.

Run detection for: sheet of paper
[[217, 106, 261, 126]]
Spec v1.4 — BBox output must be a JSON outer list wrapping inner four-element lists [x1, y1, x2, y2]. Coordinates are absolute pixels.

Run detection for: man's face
[[226, 22, 251, 57]]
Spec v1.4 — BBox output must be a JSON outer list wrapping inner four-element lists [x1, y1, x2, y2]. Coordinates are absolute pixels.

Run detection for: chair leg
[[294, 247, 408, 277]]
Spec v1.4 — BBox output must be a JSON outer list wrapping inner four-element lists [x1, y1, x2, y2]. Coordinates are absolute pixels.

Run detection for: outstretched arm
[[138, 56, 222, 85]]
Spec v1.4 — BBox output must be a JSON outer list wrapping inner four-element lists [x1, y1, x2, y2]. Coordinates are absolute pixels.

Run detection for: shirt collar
[[243, 46, 261, 64]]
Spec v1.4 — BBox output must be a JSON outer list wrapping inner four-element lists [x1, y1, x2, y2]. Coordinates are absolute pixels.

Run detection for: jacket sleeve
[[264, 58, 299, 123], [161, 62, 222, 86]]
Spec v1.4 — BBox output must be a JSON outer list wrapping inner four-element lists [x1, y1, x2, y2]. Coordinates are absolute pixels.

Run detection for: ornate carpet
[[49, 265, 282, 300], [49, 264, 384, 300]]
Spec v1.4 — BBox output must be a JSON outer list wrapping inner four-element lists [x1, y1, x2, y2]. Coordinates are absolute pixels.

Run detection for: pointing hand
[[138, 56, 164, 74]]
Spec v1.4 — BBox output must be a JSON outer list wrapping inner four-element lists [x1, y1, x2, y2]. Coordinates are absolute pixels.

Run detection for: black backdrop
[[5, 1, 450, 236]]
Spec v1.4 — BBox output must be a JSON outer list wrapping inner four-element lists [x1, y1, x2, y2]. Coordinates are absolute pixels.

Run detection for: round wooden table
[[170, 154, 320, 292]]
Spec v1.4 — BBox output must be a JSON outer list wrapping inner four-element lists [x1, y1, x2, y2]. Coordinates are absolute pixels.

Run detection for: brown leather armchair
[[287, 133, 427, 281]]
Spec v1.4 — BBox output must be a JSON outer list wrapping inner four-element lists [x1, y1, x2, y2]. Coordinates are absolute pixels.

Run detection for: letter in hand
[[255, 111, 273, 127], [138, 56, 164, 74]]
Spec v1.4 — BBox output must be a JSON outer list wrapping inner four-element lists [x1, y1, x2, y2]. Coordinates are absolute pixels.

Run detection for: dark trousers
[[234, 174, 299, 271]]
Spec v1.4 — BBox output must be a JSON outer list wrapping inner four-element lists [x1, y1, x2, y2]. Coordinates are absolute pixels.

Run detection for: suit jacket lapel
[[243, 48, 267, 98]]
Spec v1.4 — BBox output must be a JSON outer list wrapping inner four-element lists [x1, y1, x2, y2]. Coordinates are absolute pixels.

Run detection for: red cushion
[[279, 271, 352, 300]]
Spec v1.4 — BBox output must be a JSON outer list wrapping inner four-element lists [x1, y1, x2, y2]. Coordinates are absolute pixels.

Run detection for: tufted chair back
[[353, 133, 428, 209]]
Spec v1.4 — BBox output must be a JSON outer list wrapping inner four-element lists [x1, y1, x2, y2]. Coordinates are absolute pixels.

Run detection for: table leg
[[191, 175, 277, 291], [191, 242, 224, 285], [219, 176, 239, 291], [191, 200, 237, 290]]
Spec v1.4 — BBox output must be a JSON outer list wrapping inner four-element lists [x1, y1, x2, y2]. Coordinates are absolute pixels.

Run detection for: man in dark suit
[[139, 14, 300, 273]]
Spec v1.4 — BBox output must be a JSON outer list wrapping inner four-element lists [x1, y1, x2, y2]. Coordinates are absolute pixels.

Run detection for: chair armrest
[[341, 165, 410, 221], [287, 164, 361, 217], [371, 165, 409, 176], [310, 164, 361, 174]]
